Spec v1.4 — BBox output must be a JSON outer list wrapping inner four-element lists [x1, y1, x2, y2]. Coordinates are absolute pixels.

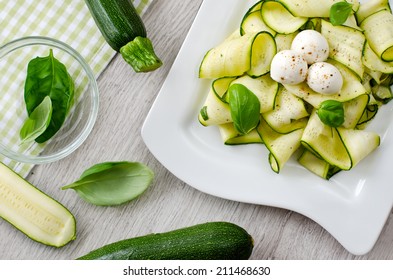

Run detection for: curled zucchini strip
[[355, 0, 390, 24], [276, 0, 343, 17], [261, 1, 308, 34], [361, 9, 393, 62], [229, 75, 279, 113], [241, 10, 276, 36], [336, 127, 380, 168], [321, 20, 365, 79], [199, 31, 275, 79], [257, 117, 303, 173], [218, 123, 263, 145], [284, 60, 367, 107], [363, 42, 393, 74], [198, 88, 231, 126], [341, 94, 369, 129], [298, 149, 340, 180], [301, 110, 352, 170], [212, 77, 237, 101], [262, 87, 309, 134]]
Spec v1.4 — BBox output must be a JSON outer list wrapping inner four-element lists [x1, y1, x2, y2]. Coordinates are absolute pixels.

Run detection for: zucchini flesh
[[0, 162, 76, 247], [84, 0, 162, 72], [77, 222, 254, 260]]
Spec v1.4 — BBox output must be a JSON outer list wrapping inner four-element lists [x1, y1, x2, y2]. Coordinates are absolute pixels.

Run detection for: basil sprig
[[228, 84, 260, 135], [330, 2, 353, 26], [317, 100, 345, 127], [23, 49, 74, 143], [62, 162, 154, 206]]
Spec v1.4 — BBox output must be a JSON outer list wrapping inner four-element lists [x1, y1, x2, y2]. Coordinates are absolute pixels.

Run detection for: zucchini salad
[[197, 0, 393, 180]]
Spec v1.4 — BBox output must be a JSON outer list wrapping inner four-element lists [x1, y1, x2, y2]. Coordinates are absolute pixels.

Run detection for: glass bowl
[[0, 36, 99, 164]]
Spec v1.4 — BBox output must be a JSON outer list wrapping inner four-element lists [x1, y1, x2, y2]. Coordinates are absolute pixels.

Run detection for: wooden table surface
[[2, 0, 393, 260]]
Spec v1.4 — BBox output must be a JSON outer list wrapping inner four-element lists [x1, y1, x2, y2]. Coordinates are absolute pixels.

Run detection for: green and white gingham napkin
[[0, 0, 154, 177]]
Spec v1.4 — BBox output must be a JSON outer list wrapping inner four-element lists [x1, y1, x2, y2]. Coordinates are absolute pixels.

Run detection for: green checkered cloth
[[0, 0, 154, 177]]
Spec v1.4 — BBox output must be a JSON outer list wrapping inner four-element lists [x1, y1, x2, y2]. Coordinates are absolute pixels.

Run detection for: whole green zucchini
[[84, 0, 162, 72], [77, 222, 254, 260]]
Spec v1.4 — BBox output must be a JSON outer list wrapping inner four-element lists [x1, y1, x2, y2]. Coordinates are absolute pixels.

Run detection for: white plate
[[142, 0, 393, 255]]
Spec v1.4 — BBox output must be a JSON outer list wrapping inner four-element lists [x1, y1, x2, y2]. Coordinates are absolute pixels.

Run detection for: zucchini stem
[[120, 36, 162, 72]]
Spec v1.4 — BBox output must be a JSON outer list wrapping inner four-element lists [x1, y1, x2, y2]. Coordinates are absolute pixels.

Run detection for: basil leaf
[[24, 49, 74, 143], [20, 96, 52, 143], [228, 84, 260, 135], [330, 2, 353, 26], [61, 162, 154, 206], [317, 100, 345, 127]]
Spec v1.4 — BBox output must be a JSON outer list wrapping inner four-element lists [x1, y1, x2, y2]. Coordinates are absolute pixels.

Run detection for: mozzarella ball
[[270, 50, 308, 85], [291, 30, 329, 64], [307, 62, 343, 95]]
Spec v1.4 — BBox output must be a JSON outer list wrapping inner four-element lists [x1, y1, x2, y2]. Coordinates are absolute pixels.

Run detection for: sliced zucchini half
[[361, 9, 393, 62], [0, 162, 76, 247], [261, 1, 308, 34]]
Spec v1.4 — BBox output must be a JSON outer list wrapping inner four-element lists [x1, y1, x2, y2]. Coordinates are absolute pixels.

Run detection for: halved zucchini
[[0, 162, 76, 247]]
